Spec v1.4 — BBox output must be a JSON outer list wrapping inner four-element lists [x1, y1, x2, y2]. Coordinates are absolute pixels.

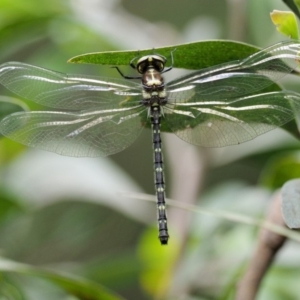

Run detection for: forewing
[[164, 91, 300, 147], [0, 62, 142, 110], [0, 105, 147, 157], [167, 40, 300, 102]]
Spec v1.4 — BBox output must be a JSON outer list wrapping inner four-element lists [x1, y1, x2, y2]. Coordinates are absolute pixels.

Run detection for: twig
[[119, 191, 300, 242], [236, 192, 287, 300]]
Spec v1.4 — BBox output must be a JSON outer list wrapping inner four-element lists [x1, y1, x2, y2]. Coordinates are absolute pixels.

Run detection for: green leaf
[[282, 179, 300, 228], [270, 10, 299, 39], [0, 258, 125, 300], [68, 40, 259, 70]]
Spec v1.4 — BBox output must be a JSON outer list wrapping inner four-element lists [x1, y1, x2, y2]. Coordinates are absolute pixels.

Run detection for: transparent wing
[[165, 40, 300, 146], [0, 105, 147, 157], [164, 91, 300, 147], [167, 40, 300, 102], [0, 62, 142, 110], [0, 62, 146, 156]]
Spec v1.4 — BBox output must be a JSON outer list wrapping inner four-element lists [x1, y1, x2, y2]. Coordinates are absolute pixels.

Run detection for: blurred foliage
[[282, 0, 300, 18], [0, 0, 300, 300], [0, 97, 28, 164], [0, 257, 126, 300], [260, 151, 300, 189]]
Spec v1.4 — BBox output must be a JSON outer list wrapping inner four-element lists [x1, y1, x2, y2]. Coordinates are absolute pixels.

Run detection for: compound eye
[[137, 62, 147, 74], [155, 61, 164, 72]]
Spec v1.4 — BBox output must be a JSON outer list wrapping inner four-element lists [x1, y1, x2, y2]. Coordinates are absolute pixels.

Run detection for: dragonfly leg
[[111, 66, 141, 80], [161, 48, 176, 74]]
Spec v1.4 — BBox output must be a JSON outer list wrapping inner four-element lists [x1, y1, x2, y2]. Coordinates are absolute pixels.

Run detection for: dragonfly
[[0, 40, 300, 245]]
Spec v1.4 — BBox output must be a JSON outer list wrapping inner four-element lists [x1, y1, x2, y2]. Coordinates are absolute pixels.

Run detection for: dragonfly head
[[136, 55, 167, 74]]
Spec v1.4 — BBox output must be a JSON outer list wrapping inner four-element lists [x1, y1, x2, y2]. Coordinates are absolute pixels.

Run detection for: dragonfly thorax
[[136, 55, 167, 104], [141, 69, 167, 103]]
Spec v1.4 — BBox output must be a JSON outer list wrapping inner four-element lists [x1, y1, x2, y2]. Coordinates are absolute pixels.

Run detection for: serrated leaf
[[270, 10, 299, 39], [68, 40, 259, 70], [282, 179, 300, 228]]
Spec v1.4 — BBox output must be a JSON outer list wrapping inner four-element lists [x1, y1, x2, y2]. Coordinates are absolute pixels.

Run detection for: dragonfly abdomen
[[150, 105, 169, 245]]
